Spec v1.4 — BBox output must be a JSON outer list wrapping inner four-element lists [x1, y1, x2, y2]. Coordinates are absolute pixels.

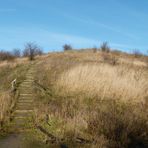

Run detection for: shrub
[[87, 101, 148, 148], [0, 50, 15, 61], [63, 44, 72, 51], [102, 53, 118, 65], [100, 42, 110, 52]]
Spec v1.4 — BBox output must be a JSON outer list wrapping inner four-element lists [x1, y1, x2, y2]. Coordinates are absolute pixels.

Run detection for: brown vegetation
[[0, 50, 147, 147], [34, 51, 148, 147]]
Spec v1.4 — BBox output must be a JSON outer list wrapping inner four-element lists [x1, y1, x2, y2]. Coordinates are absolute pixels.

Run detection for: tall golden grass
[[55, 63, 148, 103]]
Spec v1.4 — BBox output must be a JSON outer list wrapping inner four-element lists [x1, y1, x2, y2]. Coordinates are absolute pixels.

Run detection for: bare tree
[[23, 42, 43, 60], [63, 44, 72, 51], [100, 42, 110, 53]]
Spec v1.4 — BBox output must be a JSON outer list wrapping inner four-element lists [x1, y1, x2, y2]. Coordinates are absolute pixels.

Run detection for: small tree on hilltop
[[63, 44, 72, 51], [23, 42, 43, 60]]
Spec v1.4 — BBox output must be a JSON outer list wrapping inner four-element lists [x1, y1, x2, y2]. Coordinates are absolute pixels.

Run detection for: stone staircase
[[11, 66, 35, 132]]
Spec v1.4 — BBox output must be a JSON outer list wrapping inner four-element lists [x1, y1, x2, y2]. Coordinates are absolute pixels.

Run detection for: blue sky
[[0, 0, 148, 53]]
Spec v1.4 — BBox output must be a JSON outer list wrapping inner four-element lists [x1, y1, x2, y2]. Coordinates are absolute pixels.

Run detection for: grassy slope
[[34, 51, 148, 147], [0, 58, 30, 134], [0, 51, 148, 147]]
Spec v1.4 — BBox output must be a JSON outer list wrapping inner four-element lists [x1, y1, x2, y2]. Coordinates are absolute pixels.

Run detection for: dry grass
[[0, 51, 146, 146], [55, 63, 148, 103], [0, 92, 12, 127], [34, 52, 148, 147]]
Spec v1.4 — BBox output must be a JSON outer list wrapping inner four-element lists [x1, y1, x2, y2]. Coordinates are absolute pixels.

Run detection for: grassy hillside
[[0, 50, 148, 147], [33, 51, 148, 147]]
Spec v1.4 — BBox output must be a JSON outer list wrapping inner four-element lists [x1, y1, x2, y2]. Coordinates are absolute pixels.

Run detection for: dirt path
[[0, 65, 36, 148]]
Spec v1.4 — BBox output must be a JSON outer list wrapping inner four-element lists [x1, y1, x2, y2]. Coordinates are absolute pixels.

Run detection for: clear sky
[[0, 0, 148, 53]]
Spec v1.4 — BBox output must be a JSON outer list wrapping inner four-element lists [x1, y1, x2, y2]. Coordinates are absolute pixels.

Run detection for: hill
[[0, 50, 148, 148]]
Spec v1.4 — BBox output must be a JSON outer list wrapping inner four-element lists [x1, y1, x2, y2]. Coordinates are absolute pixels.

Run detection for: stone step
[[19, 97, 34, 100], [19, 95, 33, 98], [21, 83, 33, 85], [19, 89, 33, 91], [19, 94, 34, 97], [18, 99, 33, 101], [23, 79, 34, 81], [19, 88, 32, 90], [20, 96, 33, 98], [21, 82, 33, 84], [15, 109, 34, 113], [20, 93, 33, 96], [19, 87, 33, 90], [22, 82, 33, 85], [19, 87, 33, 89], [20, 82, 33, 86], [19, 85, 32, 88], [16, 102, 33, 106], [20, 84, 32, 86], [19, 96, 34, 99], [13, 110, 33, 117], [13, 115, 33, 122], [12, 118, 33, 130], [26, 76, 34, 78], [16, 104, 33, 107], [21, 85, 33, 87], [12, 115, 32, 120], [18, 96, 34, 99], [26, 74, 34, 76], [25, 79, 34, 81], [16, 106, 33, 110], [22, 80, 33, 82], [19, 86, 33, 89], [26, 75, 34, 77], [19, 91, 33, 93], [18, 99, 34, 103], [24, 78, 34, 80], [18, 100, 34, 103]]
